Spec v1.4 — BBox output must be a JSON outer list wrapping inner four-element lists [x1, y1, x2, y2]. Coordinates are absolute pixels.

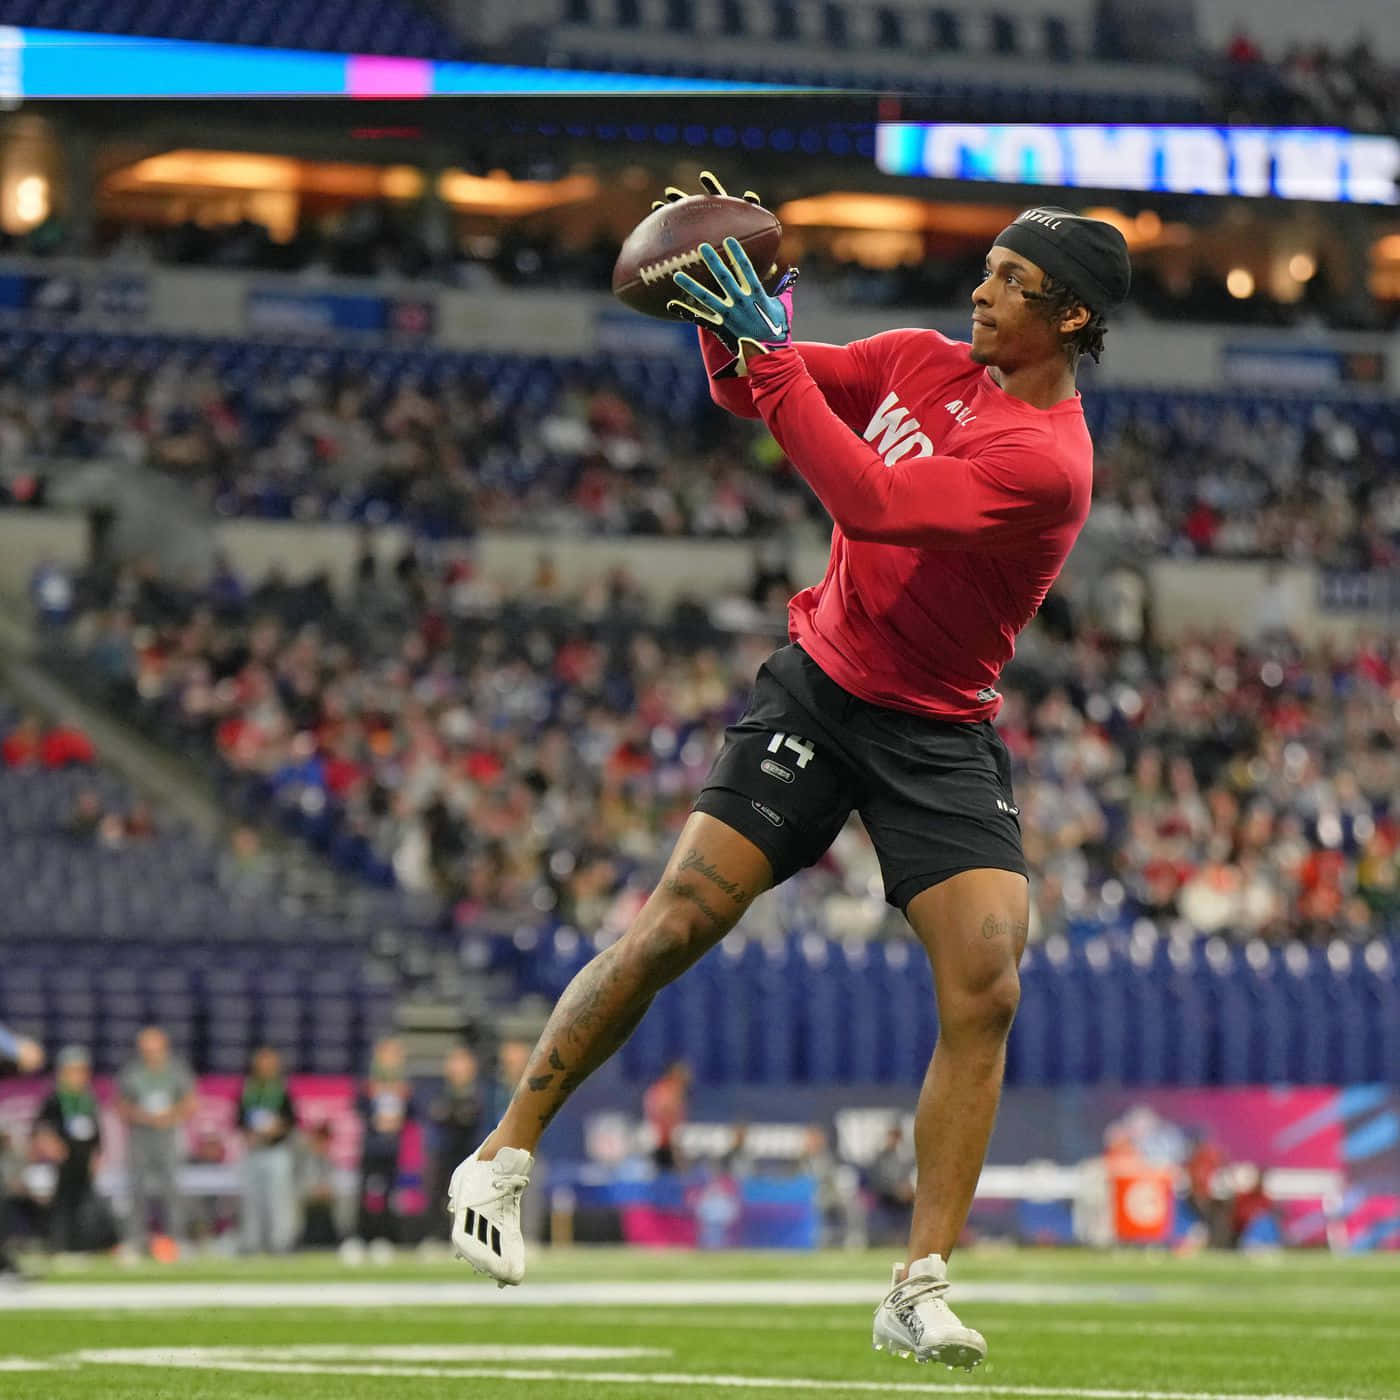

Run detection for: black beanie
[[993, 207, 1131, 314]]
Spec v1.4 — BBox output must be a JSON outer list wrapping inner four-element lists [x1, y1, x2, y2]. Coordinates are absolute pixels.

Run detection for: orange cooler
[[1110, 1167, 1175, 1243]]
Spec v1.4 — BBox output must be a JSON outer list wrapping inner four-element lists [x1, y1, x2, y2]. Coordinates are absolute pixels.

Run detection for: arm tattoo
[[527, 1074, 554, 1091], [677, 847, 752, 904]]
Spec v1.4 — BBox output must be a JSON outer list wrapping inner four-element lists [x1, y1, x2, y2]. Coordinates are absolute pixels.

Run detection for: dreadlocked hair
[[1030, 272, 1108, 365]]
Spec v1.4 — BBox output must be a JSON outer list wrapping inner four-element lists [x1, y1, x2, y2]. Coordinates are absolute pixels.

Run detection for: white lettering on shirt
[[863, 391, 935, 466]]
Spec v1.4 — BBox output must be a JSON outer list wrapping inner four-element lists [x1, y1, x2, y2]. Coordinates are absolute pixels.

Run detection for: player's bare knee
[[980, 969, 1021, 1036], [943, 967, 1021, 1044]]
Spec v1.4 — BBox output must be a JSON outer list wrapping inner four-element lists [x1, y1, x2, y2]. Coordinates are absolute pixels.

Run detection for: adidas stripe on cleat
[[458, 1206, 502, 1259], [447, 1145, 533, 1287]]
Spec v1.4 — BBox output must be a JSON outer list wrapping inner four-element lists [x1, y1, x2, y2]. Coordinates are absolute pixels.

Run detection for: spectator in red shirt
[[1, 714, 42, 767], [1185, 1132, 1231, 1249], [2, 716, 94, 768], [1227, 29, 1263, 64], [643, 1061, 691, 1172]]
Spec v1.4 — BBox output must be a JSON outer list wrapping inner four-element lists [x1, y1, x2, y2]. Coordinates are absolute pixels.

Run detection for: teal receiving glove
[[668, 238, 798, 374]]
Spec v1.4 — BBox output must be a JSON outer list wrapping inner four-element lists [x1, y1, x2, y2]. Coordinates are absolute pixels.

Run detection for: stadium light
[[1287, 253, 1317, 282], [1226, 267, 1255, 299], [12, 173, 46, 225]]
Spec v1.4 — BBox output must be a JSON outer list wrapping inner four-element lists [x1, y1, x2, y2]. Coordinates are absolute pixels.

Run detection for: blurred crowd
[[51, 542, 1400, 947], [11, 204, 1389, 334], [58, 548, 780, 920], [1006, 617, 1400, 944], [5, 341, 1398, 565], [2, 713, 161, 851], [1085, 401, 1400, 571], [805, 247, 1354, 331], [1213, 29, 1400, 135], [0, 353, 806, 539], [0, 1029, 524, 1265], [88, 209, 622, 293]]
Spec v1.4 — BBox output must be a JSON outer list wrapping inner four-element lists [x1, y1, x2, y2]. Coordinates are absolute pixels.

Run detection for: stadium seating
[[495, 924, 1400, 1088], [0, 699, 401, 1073], [4, 327, 1395, 549], [0, 760, 344, 946], [550, 48, 1204, 122], [0, 330, 703, 412], [0, 0, 464, 58], [0, 327, 712, 531], [0, 938, 396, 1075], [539, 0, 1207, 122], [10, 321, 1399, 1095]]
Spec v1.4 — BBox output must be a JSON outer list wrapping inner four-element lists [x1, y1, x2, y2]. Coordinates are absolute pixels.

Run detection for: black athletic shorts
[[693, 644, 1027, 911]]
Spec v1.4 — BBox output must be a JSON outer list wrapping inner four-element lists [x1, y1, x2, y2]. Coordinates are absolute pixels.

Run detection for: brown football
[[612, 194, 783, 321]]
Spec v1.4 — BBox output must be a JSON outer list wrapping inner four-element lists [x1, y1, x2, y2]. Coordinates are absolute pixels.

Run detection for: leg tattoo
[[501, 942, 662, 1139], [980, 914, 1028, 941], [495, 846, 751, 1149]]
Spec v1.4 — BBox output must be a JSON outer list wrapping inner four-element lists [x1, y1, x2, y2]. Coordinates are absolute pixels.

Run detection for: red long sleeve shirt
[[702, 328, 1093, 722]]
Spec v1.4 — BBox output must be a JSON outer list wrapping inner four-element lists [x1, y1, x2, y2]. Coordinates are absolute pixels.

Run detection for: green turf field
[[1, 1247, 1397, 1399]]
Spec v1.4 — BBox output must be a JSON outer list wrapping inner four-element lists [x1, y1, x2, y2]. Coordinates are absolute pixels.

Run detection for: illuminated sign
[[875, 124, 1400, 205], [0, 27, 808, 98]]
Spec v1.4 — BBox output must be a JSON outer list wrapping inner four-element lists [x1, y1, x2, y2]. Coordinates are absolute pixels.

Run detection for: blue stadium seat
[[0, 0, 464, 56], [930, 7, 960, 49], [710, 937, 760, 1082], [1044, 15, 1072, 60], [755, 940, 799, 1083]]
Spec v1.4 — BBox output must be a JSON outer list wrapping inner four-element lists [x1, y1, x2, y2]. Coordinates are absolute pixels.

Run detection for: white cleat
[[872, 1254, 986, 1370], [447, 1145, 533, 1287]]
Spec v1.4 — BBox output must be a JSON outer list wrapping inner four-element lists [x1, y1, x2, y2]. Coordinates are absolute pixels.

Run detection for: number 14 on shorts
[[766, 732, 816, 769]]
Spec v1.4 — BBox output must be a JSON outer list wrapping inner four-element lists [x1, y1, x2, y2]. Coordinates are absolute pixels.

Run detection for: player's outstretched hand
[[16, 1037, 44, 1073], [651, 169, 763, 211], [669, 239, 798, 375]]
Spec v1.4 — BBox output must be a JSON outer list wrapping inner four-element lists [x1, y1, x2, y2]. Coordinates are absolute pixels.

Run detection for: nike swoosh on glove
[[669, 238, 797, 377]]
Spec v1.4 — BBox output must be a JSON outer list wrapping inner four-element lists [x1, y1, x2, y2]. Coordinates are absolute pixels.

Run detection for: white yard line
[[0, 1279, 1160, 1311], [460, 1309, 1400, 1343], [61, 1353, 1368, 1400], [76, 1345, 670, 1363]]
